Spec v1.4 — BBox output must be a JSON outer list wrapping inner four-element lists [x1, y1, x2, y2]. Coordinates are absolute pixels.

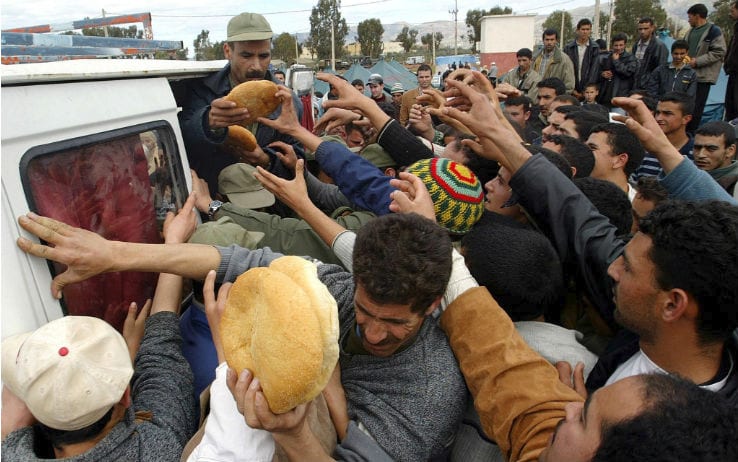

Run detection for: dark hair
[[516, 48, 533, 59], [564, 111, 610, 141], [353, 213, 452, 313], [594, 374, 738, 461], [687, 3, 709, 18], [636, 176, 669, 203], [273, 69, 285, 77], [577, 18, 593, 29], [659, 91, 695, 116], [548, 135, 595, 178], [641, 95, 658, 112], [553, 94, 581, 106], [595, 38, 607, 50], [464, 150, 501, 186], [351, 78, 364, 86], [584, 82, 600, 91], [505, 95, 532, 112], [542, 28, 559, 40], [461, 213, 564, 320], [552, 105, 581, 116], [531, 146, 574, 179], [36, 407, 114, 449], [537, 77, 567, 95], [638, 17, 654, 25], [417, 63, 432, 74], [611, 32, 628, 44], [575, 177, 633, 235], [590, 123, 646, 175], [671, 39, 689, 52], [695, 121, 737, 147], [639, 200, 738, 343], [581, 103, 610, 118]]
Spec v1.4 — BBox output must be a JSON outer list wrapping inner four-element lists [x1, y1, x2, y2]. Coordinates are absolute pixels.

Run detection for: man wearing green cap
[[179, 12, 304, 204]]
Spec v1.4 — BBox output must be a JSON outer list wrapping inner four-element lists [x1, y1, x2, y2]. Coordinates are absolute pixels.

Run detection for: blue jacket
[[315, 141, 396, 216]]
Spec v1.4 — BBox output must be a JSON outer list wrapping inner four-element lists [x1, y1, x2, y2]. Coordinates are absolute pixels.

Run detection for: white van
[[1, 59, 231, 339]]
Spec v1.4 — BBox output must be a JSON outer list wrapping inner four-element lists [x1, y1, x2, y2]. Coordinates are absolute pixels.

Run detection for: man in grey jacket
[[685, 3, 727, 131]]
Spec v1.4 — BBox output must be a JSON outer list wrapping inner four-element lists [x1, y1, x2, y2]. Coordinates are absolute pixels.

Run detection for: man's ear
[[682, 113, 693, 125], [661, 288, 692, 323], [223, 42, 232, 59], [424, 295, 444, 316], [524, 110, 531, 121], [383, 167, 398, 178], [119, 386, 132, 408], [613, 152, 628, 170], [726, 143, 737, 161]]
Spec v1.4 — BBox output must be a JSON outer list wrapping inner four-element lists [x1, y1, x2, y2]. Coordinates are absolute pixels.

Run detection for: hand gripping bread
[[221, 256, 339, 414], [223, 125, 258, 157], [224, 80, 281, 127]]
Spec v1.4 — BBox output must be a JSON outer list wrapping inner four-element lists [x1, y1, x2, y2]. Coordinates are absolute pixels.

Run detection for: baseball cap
[[218, 163, 275, 210], [1, 316, 134, 431], [367, 73, 383, 85], [227, 13, 273, 42], [390, 83, 405, 94]]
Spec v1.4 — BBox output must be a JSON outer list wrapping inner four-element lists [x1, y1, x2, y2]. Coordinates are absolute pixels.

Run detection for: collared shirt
[[540, 52, 553, 76], [635, 39, 650, 61], [577, 42, 588, 81]]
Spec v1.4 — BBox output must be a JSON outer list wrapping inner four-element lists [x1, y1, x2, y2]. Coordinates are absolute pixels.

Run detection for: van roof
[[1, 59, 228, 86]]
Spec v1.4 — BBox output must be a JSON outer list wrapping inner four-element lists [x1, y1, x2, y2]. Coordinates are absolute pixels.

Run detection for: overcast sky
[[2, 0, 595, 45]]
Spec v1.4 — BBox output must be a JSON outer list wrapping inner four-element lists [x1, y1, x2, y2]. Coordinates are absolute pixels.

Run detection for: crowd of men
[[2, 4, 738, 462]]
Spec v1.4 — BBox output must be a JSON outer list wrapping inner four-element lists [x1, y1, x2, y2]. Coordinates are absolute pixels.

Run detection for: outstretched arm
[[16, 192, 221, 299]]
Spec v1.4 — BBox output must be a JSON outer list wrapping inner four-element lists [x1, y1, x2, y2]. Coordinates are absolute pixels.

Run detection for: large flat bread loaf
[[221, 256, 339, 414], [224, 80, 280, 127]]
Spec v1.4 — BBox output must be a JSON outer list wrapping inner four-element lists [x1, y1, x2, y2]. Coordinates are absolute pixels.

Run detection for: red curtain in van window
[[26, 135, 160, 331]]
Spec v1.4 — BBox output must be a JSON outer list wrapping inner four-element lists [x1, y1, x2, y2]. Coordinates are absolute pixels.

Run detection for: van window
[[21, 123, 188, 331]]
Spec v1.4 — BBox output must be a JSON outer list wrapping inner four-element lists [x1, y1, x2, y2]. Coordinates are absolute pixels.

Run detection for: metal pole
[[607, 0, 614, 46], [331, 18, 335, 71], [560, 11, 565, 45], [449, 0, 458, 56], [102, 9, 109, 37], [594, 0, 601, 38]]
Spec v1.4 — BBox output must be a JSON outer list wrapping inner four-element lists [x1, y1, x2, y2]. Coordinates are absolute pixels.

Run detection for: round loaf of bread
[[224, 80, 281, 127], [221, 256, 339, 414], [223, 125, 258, 157]]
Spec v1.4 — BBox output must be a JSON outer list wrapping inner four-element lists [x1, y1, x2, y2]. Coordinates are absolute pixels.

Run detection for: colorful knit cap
[[406, 158, 484, 234]]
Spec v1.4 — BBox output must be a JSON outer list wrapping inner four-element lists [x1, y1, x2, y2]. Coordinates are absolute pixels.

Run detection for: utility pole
[[606, 0, 615, 46], [449, 0, 458, 55], [330, 0, 337, 71], [593, 0, 601, 39], [560, 11, 565, 45], [102, 9, 109, 37], [331, 19, 336, 71]]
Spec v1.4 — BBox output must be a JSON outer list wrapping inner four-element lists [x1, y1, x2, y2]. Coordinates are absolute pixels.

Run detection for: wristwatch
[[207, 200, 223, 220]]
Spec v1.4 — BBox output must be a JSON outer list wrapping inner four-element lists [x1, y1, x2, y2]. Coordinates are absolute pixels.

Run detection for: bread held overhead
[[224, 80, 281, 127], [220, 256, 339, 414]]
